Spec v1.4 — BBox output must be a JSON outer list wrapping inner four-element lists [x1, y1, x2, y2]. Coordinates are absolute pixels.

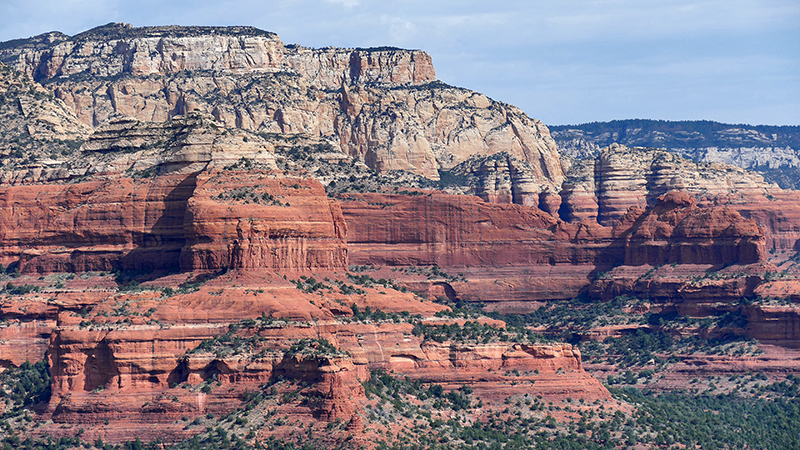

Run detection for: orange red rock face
[[0, 169, 785, 311], [338, 191, 611, 267], [0, 166, 787, 311], [1, 152, 799, 444], [1, 24, 799, 448], [616, 191, 766, 266], [6, 270, 605, 443], [182, 169, 348, 272], [0, 176, 187, 273], [0, 169, 348, 274]]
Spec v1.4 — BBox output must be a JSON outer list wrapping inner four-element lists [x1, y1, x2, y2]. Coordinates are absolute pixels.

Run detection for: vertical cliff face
[[337, 191, 589, 268], [0, 24, 435, 89], [335, 84, 563, 186], [0, 175, 194, 273], [284, 45, 436, 88], [0, 24, 563, 194], [0, 114, 348, 274], [557, 144, 800, 252], [617, 191, 766, 266], [591, 144, 770, 226], [182, 171, 348, 272], [6, 23, 800, 450], [552, 119, 800, 190]]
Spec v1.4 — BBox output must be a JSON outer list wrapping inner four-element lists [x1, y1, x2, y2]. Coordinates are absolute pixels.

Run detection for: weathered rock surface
[[558, 144, 800, 255], [3, 23, 800, 448], [0, 271, 605, 442], [551, 119, 800, 189], [0, 23, 563, 194], [338, 191, 604, 268], [0, 62, 90, 169], [182, 170, 348, 272], [562, 144, 771, 226], [0, 113, 350, 274], [617, 191, 766, 266]]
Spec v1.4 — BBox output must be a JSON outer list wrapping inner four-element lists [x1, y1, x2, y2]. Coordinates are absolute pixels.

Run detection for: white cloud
[[323, 0, 359, 8], [380, 16, 418, 45]]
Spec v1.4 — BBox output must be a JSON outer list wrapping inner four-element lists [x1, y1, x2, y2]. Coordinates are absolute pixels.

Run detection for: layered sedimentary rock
[[3, 22, 800, 447], [183, 171, 348, 271], [338, 191, 610, 268], [1, 113, 795, 310], [558, 144, 800, 253], [0, 174, 195, 272], [0, 24, 434, 89], [0, 169, 348, 274], [0, 23, 563, 194], [48, 317, 368, 427], [444, 152, 558, 209], [590, 144, 769, 225], [0, 113, 347, 274], [616, 191, 766, 266], [4, 273, 606, 442], [0, 62, 90, 167]]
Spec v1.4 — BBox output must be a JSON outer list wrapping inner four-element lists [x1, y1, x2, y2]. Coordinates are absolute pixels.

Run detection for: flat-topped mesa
[[0, 23, 435, 89], [0, 23, 563, 191], [0, 112, 350, 274], [284, 45, 436, 89]]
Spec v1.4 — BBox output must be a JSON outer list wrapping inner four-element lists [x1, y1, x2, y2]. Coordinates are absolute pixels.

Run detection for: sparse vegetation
[[1, 282, 40, 296]]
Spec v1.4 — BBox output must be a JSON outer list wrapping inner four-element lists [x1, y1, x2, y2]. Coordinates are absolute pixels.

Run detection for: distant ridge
[[551, 119, 800, 189]]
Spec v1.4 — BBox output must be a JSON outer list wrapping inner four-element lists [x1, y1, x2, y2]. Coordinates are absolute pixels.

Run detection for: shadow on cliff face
[[431, 281, 458, 302], [83, 340, 120, 392], [167, 355, 236, 387], [167, 358, 190, 387], [117, 171, 201, 275]]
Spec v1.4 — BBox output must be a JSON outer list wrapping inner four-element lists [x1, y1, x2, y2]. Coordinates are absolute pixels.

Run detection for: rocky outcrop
[[0, 24, 434, 89], [0, 114, 348, 274], [0, 320, 55, 368], [617, 191, 766, 266], [338, 191, 602, 268], [183, 170, 348, 272], [274, 350, 367, 422], [557, 157, 599, 223], [559, 144, 800, 254], [0, 62, 90, 170], [743, 304, 800, 348], [0, 169, 348, 274], [592, 144, 769, 226], [0, 24, 563, 194], [0, 174, 195, 273], [5, 22, 800, 449], [551, 119, 800, 188], [444, 152, 557, 209], [0, 272, 607, 441]]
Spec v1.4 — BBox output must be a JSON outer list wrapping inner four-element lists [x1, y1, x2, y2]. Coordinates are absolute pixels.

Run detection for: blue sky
[[1, 0, 798, 126]]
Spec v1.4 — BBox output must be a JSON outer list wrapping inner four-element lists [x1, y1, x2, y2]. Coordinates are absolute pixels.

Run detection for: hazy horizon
[[2, 1, 798, 127]]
